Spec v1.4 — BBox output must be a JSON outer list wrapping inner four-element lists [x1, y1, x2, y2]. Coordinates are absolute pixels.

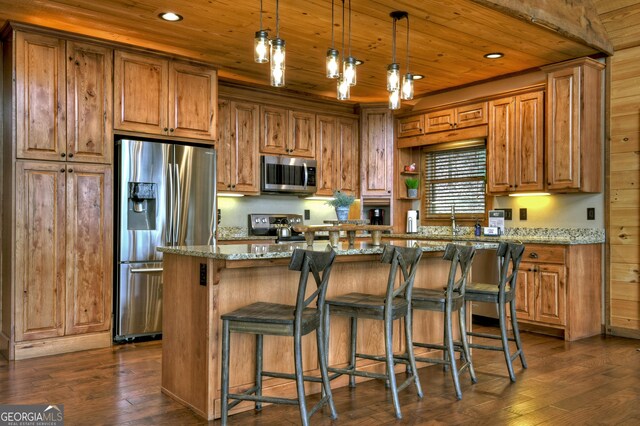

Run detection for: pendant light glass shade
[[389, 87, 401, 110], [401, 73, 414, 100], [387, 63, 400, 92], [326, 48, 340, 78], [270, 38, 286, 87], [343, 56, 357, 86], [254, 30, 269, 63], [337, 76, 350, 100]]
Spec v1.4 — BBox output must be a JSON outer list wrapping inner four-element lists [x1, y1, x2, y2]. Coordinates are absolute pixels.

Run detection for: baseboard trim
[[606, 326, 640, 340], [13, 331, 112, 360]]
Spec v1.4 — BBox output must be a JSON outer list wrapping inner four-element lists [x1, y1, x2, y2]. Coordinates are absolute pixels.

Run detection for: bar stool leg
[[349, 316, 357, 388], [255, 334, 263, 411], [384, 314, 402, 419], [220, 319, 230, 426], [510, 300, 528, 369], [404, 309, 423, 398], [445, 305, 462, 400], [294, 331, 309, 426], [316, 320, 337, 419], [459, 302, 477, 383], [498, 300, 516, 382]]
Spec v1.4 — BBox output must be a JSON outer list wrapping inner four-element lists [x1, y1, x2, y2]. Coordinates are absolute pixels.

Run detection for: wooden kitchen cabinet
[[425, 102, 487, 133], [15, 161, 112, 342], [543, 58, 604, 192], [487, 90, 544, 194], [15, 33, 113, 164], [217, 98, 260, 194], [511, 244, 601, 341], [360, 106, 393, 198], [114, 50, 216, 142], [316, 115, 358, 196], [398, 114, 425, 138], [259, 107, 315, 157], [287, 111, 315, 157]]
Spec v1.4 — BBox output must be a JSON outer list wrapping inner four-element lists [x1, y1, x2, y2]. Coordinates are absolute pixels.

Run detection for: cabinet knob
[[61, 153, 66, 158], [68, 153, 74, 158], [227, 184, 231, 188], [164, 127, 169, 132], [231, 185, 236, 189], [68, 169, 74, 173], [170, 128, 174, 132], [529, 252, 538, 259], [60, 168, 66, 173]]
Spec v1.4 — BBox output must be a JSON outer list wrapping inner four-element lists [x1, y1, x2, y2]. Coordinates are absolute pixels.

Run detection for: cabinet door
[[514, 263, 536, 321], [259, 105, 288, 155], [66, 41, 113, 164], [546, 66, 581, 191], [231, 102, 260, 194], [114, 50, 168, 135], [15, 32, 66, 161], [398, 115, 424, 138], [487, 97, 515, 193], [288, 111, 316, 158], [15, 161, 66, 341], [65, 164, 113, 334], [168, 61, 216, 141], [338, 117, 359, 195], [217, 98, 233, 191], [361, 108, 393, 197], [315, 115, 337, 196], [425, 108, 455, 133], [535, 264, 566, 326], [515, 91, 544, 191], [456, 102, 488, 128]]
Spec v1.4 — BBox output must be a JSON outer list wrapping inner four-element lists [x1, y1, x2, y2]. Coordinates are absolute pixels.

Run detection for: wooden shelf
[[398, 196, 420, 200], [400, 170, 419, 175]]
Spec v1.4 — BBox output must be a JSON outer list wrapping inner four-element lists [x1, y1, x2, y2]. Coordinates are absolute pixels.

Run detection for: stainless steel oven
[[261, 155, 317, 194]]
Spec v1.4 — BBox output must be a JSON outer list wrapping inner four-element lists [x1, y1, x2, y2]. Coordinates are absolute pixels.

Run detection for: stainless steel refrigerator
[[114, 139, 216, 341]]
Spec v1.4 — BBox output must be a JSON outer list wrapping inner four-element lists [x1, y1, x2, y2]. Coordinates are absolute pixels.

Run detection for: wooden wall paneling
[[66, 40, 113, 164]]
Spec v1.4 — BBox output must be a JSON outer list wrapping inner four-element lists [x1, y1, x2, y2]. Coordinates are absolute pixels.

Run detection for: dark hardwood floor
[[1, 326, 639, 425]]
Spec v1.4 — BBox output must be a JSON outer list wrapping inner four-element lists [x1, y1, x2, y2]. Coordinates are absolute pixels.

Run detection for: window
[[423, 141, 486, 220]]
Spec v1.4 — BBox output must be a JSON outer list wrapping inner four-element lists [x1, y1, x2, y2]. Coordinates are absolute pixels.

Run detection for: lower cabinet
[[512, 244, 601, 341], [12, 161, 112, 356]]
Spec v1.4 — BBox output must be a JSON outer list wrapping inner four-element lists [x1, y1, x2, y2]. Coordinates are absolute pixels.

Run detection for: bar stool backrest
[[496, 242, 525, 299], [380, 244, 423, 311], [289, 246, 337, 326], [443, 244, 476, 299]]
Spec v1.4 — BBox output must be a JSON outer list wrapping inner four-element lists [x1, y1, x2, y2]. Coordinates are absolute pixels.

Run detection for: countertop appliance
[[406, 210, 419, 233], [248, 213, 329, 243], [261, 155, 317, 195], [114, 139, 216, 341], [369, 208, 384, 225]]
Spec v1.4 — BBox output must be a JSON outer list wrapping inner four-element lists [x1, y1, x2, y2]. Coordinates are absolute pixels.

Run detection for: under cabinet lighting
[[508, 192, 550, 197], [218, 192, 245, 198], [159, 12, 183, 22], [305, 196, 335, 201]]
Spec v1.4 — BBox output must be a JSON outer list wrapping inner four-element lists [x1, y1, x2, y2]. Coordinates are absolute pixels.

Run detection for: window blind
[[424, 145, 486, 216]]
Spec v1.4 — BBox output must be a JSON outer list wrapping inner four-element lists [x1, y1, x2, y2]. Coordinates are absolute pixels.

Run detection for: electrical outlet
[[587, 207, 595, 220], [503, 208, 512, 220], [199, 263, 207, 286], [304, 209, 310, 220], [519, 208, 527, 221]]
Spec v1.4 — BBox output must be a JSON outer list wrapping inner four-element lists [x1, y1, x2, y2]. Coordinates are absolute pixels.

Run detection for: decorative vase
[[335, 206, 350, 221], [407, 188, 418, 198]]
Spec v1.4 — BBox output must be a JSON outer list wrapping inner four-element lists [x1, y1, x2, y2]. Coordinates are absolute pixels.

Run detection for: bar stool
[[465, 242, 526, 382], [323, 244, 423, 419], [220, 247, 337, 426], [410, 243, 477, 400]]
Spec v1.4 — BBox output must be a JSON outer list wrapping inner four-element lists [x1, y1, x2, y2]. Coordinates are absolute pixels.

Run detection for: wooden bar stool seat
[[410, 243, 477, 400], [220, 247, 337, 426], [465, 242, 527, 382], [324, 244, 424, 419]]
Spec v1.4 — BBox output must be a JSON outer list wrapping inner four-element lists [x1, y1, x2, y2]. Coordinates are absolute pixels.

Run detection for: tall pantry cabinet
[[1, 25, 113, 360]]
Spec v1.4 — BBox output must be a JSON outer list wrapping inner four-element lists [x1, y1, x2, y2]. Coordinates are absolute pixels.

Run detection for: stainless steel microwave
[[261, 155, 317, 195]]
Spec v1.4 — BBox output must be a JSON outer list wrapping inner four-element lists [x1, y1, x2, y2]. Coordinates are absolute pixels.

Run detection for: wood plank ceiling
[[0, 0, 612, 102]]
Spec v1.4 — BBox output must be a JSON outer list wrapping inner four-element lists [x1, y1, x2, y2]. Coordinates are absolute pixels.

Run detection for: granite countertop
[[157, 239, 499, 261]]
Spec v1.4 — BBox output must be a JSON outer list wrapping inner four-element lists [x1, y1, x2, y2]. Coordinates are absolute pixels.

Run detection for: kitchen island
[[157, 240, 497, 420]]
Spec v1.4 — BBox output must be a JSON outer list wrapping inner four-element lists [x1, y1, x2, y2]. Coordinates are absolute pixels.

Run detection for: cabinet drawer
[[522, 244, 565, 264]]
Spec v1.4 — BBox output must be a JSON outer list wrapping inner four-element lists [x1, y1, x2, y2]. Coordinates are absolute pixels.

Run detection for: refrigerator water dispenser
[[128, 182, 157, 230]]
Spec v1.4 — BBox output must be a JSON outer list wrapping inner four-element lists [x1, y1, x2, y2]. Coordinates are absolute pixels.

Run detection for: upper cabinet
[[316, 115, 358, 196], [425, 102, 488, 133], [114, 51, 216, 142], [543, 58, 604, 193], [259, 107, 316, 158], [487, 90, 544, 194], [15, 33, 113, 163], [361, 106, 393, 197]]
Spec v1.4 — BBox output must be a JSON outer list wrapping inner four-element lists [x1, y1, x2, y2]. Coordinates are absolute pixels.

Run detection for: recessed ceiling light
[[484, 52, 504, 59], [159, 12, 183, 22], [412, 74, 425, 80]]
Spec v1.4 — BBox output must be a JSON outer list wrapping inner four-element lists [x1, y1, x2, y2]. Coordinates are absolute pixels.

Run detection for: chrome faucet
[[451, 206, 457, 236]]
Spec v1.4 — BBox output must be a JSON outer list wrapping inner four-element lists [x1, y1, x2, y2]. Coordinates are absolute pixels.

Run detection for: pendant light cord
[[341, 0, 345, 63], [392, 16, 396, 64], [348, 0, 352, 56], [260, 0, 263, 30], [331, 0, 335, 48], [276, 0, 279, 37], [406, 15, 410, 72]]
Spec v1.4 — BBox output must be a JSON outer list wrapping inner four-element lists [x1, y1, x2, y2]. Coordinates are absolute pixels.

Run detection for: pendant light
[[401, 14, 414, 100], [270, 0, 285, 87], [387, 11, 405, 94], [254, 0, 269, 63], [326, 0, 340, 78], [342, 0, 356, 86], [336, 0, 350, 100]]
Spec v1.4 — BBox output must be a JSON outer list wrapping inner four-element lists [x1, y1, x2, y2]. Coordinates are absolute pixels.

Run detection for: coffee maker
[[369, 208, 384, 225], [406, 210, 419, 233]]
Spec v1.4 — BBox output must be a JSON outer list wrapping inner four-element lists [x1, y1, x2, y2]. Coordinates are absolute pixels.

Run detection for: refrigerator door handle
[[174, 163, 181, 245], [130, 267, 164, 273], [166, 163, 174, 245]]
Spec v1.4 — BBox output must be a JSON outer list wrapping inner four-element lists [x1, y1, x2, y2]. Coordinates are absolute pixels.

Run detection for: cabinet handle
[[68, 153, 74, 158], [529, 252, 538, 259], [68, 169, 74, 173], [60, 168, 66, 173], [231, 185, 236, 189], [170, 128, 174, 132], [61, 153, 66, 158], [164, 127, 169, 132]]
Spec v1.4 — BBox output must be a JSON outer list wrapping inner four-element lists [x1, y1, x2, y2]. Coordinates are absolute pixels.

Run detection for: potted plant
[[326, 190, 355, 221], [405, 177, 419, 198]]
